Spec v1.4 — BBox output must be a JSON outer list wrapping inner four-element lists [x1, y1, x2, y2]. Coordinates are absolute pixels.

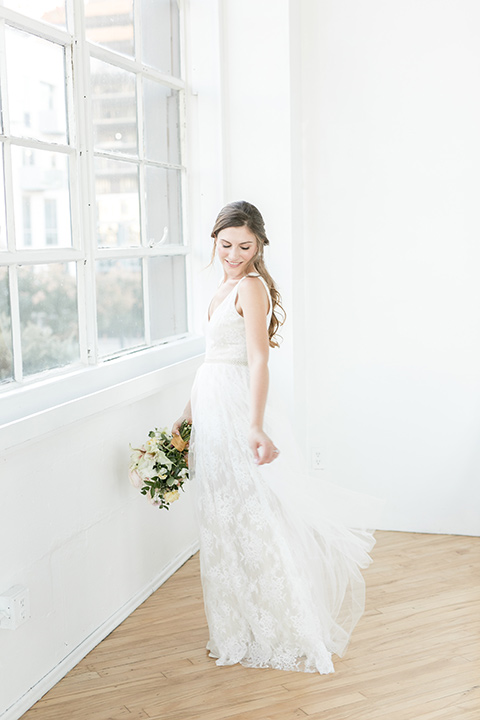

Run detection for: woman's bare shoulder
[[240, 274, 267, 291], [237, 275, 269, 312]]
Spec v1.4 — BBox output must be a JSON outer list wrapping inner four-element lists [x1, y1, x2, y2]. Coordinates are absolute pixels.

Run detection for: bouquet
[[129, 421, 192, 510]]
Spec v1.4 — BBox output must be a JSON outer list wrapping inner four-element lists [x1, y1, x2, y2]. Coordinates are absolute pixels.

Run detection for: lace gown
[[190, 275, 378, 674]]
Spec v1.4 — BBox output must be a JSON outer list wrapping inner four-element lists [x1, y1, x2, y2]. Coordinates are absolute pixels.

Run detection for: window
[[0, 0, 187, 390]]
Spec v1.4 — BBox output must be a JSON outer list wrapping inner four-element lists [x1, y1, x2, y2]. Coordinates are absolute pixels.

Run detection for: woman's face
[[216, 225, 258, 279]]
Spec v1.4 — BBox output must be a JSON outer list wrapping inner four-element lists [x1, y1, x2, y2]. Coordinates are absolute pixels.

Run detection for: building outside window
[[0, 0, 187, 388]]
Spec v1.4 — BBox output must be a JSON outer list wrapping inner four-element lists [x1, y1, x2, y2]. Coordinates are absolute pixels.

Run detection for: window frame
[[0, 1, 201, 433]]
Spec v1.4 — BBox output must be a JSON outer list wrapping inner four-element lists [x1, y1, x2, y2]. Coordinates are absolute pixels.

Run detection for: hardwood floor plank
[[299, 691, 367, 714]]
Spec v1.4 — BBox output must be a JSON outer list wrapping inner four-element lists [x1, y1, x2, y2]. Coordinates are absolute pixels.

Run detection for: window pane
[[18, 263, 79, 376], [11, 146, 72, 249], [145, 166, 182, 246], [95, 157, 140, 248], [96, 258, 144, 356], [91, 58, 138, 156], [5, 27, 68, 145], [143, 80, 180, 165], [148, 255, 187, 341], [0, 145, 6, 250], [141, 0, 180, 76], [3, 1, 67, 28], [0, 266, 13, 382], [85, 0, 134, 58]]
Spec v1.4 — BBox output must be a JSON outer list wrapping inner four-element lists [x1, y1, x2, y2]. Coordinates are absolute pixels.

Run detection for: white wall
[[218, 0, 480, 535], [218, 0, 304, 420], [0, 362, 201, 719], [301, 0, 480, 534]]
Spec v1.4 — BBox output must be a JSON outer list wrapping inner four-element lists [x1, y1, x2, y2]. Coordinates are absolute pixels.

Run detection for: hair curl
[[210, 200, 285, 348]]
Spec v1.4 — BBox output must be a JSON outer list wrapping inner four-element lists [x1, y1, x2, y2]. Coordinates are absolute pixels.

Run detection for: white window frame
[[0, 2, 203, 446]]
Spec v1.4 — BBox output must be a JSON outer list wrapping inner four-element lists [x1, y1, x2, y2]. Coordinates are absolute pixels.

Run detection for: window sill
[[0, 336, 204, 452]]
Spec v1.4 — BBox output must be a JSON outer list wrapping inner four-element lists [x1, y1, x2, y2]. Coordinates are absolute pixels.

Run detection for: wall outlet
[[311, 448, 324, 470], [0, 586, 30, 630]]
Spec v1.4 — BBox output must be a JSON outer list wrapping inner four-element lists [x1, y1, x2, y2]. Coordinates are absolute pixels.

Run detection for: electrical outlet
[[0, 586, 30, 630], [311, 448, 324, 470]]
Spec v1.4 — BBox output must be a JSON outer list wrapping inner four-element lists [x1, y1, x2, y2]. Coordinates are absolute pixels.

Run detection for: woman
[[173, 201, 376, 674]]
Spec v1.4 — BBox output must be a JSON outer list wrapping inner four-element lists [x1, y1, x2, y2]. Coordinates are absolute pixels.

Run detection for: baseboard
[[1, 540, 200, 720]]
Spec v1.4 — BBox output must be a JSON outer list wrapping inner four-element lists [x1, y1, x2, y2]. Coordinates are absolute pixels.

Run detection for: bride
[[173, 200, 377, 674]]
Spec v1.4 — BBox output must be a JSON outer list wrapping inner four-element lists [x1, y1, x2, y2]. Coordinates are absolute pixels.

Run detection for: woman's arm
[[237, 277, 278, 465]]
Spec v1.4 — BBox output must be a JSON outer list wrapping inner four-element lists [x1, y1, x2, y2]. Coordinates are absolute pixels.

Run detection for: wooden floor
[[23, 531, 479, 720]]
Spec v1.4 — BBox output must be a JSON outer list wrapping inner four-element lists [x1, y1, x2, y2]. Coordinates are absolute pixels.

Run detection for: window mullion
[[68, 7, 88, 366], [64, 40, 76, 153], [73, 0, 99, 367], [96, 246, 189, 260], [2, 137, 73, 155], [134, 0, 142, 65], [3, 142, 16, 252], [94, 150, 183, 172], [87, 42, 184, 91], [136, 70, 151, 346], [81, 121, 99, 364], [76, 258, 89, 364], [65, 0, 75, 34], [137, 73, 147, 245], [8, 265, 23, 383], [142, 255, 151, 346], [0, 20, 14, 256], [0, 19, 9, 135], [179, 89, 188, 253], [178, 0, 186, 81], [1, 249, 83, 265], [0, 6, 72, 45]]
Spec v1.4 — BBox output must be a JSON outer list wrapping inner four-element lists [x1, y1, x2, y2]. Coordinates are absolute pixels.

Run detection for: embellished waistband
[[204, 358, 248, 367]]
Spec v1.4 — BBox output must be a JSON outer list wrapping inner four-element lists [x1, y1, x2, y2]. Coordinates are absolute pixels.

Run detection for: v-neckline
[[207, 280, 240, 323]]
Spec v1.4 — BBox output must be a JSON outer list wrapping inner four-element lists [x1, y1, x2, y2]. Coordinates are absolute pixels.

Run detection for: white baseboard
[[1, 540, 200, 720]]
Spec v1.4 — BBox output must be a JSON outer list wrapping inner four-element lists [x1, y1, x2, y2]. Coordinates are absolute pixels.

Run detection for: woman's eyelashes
[[222, 244, 252, 251]]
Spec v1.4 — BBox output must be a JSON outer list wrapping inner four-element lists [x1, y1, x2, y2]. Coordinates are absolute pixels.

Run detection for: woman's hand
[[172, 405, 192, 436], [248, 427, 280, 466]]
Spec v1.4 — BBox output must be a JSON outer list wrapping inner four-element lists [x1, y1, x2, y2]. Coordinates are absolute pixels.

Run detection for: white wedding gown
[[190, 275, 379, 674]]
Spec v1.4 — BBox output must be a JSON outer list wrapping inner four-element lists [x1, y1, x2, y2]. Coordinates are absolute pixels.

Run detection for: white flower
[[129, 445, 145, 470], [135, 452, 157, 480], [154, 449, 173, 469], [145, 436, 159, 453]]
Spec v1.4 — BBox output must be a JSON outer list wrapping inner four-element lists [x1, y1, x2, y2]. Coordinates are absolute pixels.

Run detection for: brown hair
[[210, 201, 285, 348]]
